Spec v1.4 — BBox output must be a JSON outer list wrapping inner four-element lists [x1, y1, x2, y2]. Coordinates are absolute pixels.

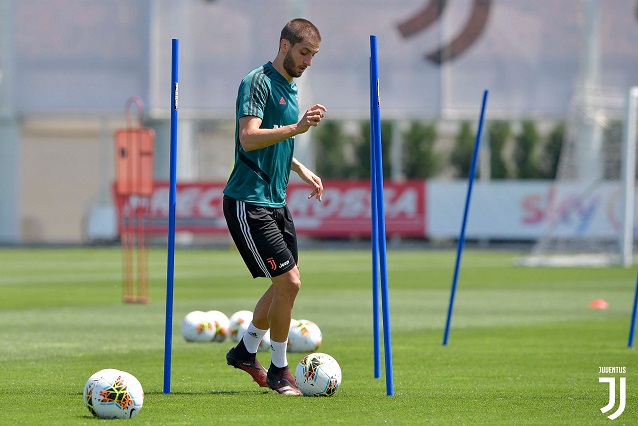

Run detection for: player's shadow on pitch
[[145, 390, 269, 396]]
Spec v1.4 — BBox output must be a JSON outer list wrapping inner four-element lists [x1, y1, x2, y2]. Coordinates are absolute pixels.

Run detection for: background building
[[1, 0, 637, 244]]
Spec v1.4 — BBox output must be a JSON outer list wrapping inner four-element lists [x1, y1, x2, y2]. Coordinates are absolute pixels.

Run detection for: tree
[[402, 121, 441, 178], [314, 120, 355, 179], [488, 120, 510, 179], [540, 121, 564, 179], [354, 120, 392, 179], [513, 120, 541, 179], [450, 121, 475, 178]]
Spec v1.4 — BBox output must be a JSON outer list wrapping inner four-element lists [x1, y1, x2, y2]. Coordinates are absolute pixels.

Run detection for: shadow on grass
[[144, 389, 270, 396], [74, 389, 269, 398]]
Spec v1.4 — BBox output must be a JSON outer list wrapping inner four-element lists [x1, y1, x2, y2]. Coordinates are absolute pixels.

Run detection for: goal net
[[518, 86, 638, 267]]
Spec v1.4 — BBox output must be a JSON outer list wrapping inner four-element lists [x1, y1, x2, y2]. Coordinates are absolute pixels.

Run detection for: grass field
[[0, 246, 636, 425]]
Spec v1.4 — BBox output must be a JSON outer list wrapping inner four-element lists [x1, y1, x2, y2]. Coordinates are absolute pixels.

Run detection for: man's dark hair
[[280, 18, 321, 46]]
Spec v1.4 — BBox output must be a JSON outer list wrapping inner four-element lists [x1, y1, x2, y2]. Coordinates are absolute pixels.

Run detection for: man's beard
[[283, 51, 302, 78]]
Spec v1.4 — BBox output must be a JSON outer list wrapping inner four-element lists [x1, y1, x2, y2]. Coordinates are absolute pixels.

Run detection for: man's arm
[[292, 157, 323, 202], [238, 104, 327, 152]]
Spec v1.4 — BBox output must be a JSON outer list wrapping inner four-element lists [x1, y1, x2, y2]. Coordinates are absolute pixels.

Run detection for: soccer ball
[[288, 319, 322, 352], [83, 368, 122, 417], [228, 310, 253, 342], [84, 369, 144, 419], [181, 310, 216, 342], [295, 353, 341, 397], [206, 310, 230, 342]]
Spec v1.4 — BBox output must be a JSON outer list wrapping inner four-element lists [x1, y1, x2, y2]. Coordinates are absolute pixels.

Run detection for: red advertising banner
[[114, 180, 427, 238], [287, 180, 426, 237]]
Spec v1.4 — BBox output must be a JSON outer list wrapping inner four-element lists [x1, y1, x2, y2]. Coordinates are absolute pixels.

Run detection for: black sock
[[234, 339, 252, 359], [268, 363, 287, 374]]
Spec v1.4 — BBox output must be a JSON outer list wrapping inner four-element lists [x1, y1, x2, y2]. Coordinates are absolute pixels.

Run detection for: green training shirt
[[223, 62, 299, 208]]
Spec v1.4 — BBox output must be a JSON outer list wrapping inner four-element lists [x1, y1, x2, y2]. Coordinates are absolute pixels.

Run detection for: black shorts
[[223, 196, 298, 279]]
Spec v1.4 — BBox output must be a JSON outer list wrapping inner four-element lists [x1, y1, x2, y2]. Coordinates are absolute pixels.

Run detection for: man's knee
[[272, 268, 301, 295]]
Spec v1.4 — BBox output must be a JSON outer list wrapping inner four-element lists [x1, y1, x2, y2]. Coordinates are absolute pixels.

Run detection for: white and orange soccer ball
[[288, 319, 322, 352], [84, 369, 144, 419], [228, 310, 253, 342], [84, 368, 122, 418], [180, 310, 216, 342], [206, 310, 230, 342], [295, 352, 341, 397]]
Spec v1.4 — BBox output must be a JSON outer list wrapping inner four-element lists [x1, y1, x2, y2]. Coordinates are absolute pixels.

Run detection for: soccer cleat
[[226, 347, 268, 387], [266, 367, 303, 396]]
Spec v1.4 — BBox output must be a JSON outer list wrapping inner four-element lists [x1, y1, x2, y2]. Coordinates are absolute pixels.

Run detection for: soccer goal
[[519, 86, 638, 267]]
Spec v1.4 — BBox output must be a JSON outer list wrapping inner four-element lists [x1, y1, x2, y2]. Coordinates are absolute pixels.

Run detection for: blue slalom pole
[[443, 89, 489, 346], [370, 35, 394, 396], [163, 38, 179, 394], [628, 270, 638, 348], [370, 57, 381, 380]]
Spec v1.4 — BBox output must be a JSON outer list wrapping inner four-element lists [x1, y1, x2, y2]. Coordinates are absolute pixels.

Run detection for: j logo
[[267, 257, 277, 271], [397, 0, 492, 64], [599, 377, 626, 420]]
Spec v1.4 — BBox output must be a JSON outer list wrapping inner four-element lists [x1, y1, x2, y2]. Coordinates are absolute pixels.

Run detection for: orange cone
[[590, 299, 609, 310]]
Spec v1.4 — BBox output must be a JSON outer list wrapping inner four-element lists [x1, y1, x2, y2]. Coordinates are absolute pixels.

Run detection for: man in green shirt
[[223, 18, 326, 396]]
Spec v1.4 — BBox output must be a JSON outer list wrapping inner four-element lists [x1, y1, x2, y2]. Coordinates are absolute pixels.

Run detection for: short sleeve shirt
[[223, 62, 299, 207]]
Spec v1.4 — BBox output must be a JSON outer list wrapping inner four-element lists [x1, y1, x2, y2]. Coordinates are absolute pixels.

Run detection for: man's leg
[[252, 285, 274, 330], [265, 266, 303, 395], [225, 286, 273, 387], [239, 286, 273, 353]]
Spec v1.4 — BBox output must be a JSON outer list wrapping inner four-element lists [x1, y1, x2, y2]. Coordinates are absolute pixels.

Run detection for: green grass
[[0, 247, 636, 424]]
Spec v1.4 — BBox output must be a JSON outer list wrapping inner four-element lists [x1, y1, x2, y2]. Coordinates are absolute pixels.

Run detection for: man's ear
[[279, 39, 289, 53]]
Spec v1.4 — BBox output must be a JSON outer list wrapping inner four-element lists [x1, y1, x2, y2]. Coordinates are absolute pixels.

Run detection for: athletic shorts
[[223, 196, 298, 279]]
